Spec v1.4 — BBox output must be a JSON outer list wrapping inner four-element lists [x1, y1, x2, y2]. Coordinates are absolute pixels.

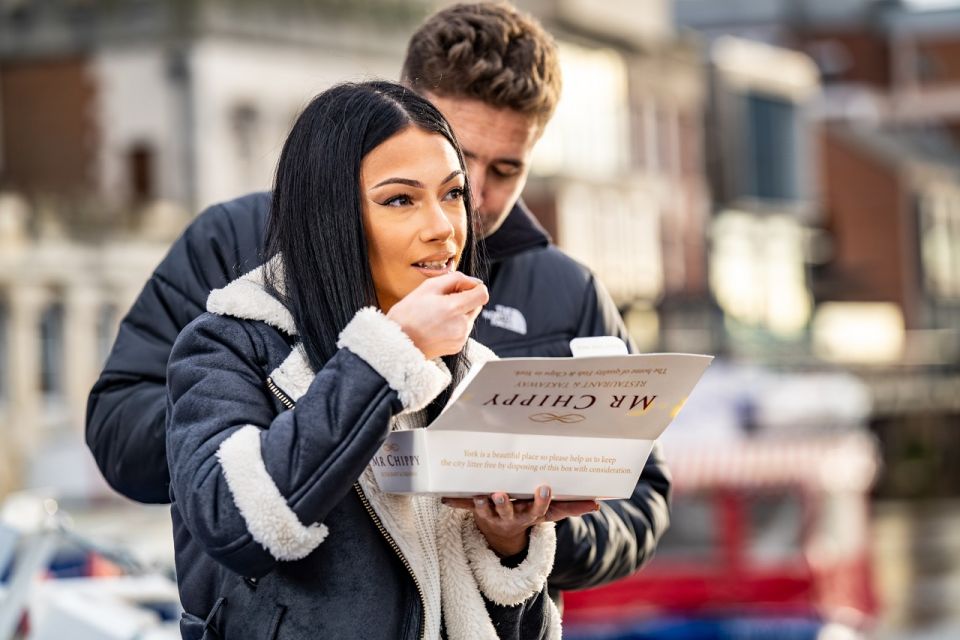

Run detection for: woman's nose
[[420, 200, 456, 242]]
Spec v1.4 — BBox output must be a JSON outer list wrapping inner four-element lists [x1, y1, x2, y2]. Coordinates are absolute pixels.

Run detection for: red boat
[[562, 433, 880, 639]]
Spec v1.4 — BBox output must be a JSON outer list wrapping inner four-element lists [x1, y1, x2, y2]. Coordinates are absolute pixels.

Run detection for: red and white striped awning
[[661, 432, 880, 493]]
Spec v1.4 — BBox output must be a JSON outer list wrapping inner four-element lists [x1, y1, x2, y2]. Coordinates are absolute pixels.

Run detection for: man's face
[[426, 94, 541, 238]]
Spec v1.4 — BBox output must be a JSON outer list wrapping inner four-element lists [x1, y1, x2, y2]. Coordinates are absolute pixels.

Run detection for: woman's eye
[[443, 187, 465, 202], [382, 194, 413, 207]]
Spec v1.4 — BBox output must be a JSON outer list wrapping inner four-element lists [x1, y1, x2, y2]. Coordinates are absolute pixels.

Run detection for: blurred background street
[[1, 0, 959, 638]]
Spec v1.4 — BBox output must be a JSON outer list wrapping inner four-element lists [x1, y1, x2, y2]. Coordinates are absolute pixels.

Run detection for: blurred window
[[557, 183, 663, 302], [531, 42, 629, 178], [709, 211, 811, 337], [805, 39, 852, 82], [128, 143, 155, 203], [654, 493, 718, 561], [630, 99, 654, 171], [39, 301, 64, 398], [97, 302, 118, 366], [916, 49, 945, 84], [678, 109, 701, 178], [746, 492, 804, 566], [232, 104, 259, 156], [745, 92, 798, 201], [232, 103, 261, 186], [657, 105, 678, 178], [0, 298, 7, 401], [919, 188, 960, 299], [3, 0, 34, 26]]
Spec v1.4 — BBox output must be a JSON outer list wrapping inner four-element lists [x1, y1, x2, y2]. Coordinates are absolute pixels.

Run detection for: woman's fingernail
[[539, 486, 551, 499], [494, 495, 505, 505], [474, 497, 486, 507], [469, 276, 484, 283]]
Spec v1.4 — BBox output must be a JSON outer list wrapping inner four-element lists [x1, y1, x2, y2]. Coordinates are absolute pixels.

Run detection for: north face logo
[[481, 305, 528, 335]]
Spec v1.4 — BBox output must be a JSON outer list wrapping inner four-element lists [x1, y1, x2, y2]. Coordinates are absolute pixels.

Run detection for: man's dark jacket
[[86, 191, 672, 593]]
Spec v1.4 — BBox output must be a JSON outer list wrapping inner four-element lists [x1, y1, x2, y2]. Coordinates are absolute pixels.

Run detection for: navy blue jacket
[[168, 267, 559, 639]]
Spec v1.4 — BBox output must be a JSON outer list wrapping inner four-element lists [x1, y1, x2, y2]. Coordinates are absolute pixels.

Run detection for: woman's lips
[[412, 256, 456, 276]]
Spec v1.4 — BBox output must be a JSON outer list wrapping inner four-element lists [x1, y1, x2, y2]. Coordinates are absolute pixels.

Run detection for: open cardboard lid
[[429, 339, 713, 440]]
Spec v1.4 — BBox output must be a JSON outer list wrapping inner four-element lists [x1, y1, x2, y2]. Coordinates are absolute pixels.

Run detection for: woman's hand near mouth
[[387, 272, 488, 359]]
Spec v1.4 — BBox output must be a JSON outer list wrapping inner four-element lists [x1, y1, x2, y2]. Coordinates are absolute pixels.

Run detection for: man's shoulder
[[156, 192, 270, 285], [480, 244, 616, 355], [187, 191, 271, 235]]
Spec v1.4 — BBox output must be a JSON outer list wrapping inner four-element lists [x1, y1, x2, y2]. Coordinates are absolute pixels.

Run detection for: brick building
[[0, 0, 710, 497]]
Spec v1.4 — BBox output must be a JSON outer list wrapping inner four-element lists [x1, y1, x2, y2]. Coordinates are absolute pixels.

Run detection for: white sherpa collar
[[206, 255, 298, 335]]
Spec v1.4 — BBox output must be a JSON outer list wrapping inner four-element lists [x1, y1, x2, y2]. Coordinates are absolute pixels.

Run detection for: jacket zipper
[[354, 483, 427, 640], [265, 377, 295, 410], [264, 378, 427, 640]]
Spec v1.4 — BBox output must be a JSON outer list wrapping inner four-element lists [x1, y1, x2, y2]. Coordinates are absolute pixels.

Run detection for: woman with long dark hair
[[165, 81, 562, 639]]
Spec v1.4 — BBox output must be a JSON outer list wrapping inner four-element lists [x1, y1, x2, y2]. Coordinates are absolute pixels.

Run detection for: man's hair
[[401, 1, 562, 127]]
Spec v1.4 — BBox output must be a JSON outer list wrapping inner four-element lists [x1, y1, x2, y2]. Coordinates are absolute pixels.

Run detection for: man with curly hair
[[87, 0, 670, 614]]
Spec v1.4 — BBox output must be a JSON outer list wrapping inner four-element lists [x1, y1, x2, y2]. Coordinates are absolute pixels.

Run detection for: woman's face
[[360, 126, 468, 312]]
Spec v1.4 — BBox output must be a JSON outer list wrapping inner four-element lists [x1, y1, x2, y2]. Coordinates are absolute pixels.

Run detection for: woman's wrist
[[482, 528, 529, 558]]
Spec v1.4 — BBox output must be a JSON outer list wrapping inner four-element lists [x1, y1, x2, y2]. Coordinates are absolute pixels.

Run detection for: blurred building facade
[[0, 195, 183, 499], [6, 1, 953, 485], [676, 0, 960, 495], [0, 0, 428, 498], [676, 1, 827, 361], [3, 0, 957, 634], [676, 0, 960, 630], [0, 0, 421, 214], [520, 0, 712, 354], [702, 36, 821, 358], [808, 3, 960, 502], [0, 0, 709, 498]]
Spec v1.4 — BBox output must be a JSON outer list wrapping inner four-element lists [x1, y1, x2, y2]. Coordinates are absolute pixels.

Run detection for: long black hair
[[264, 80, 481, 402]]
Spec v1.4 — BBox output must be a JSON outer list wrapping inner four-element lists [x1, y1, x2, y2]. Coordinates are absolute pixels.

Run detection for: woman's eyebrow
[[373, 177, 423, 189], [440, 170, 464, 184], [372, 170, 463, 189]]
